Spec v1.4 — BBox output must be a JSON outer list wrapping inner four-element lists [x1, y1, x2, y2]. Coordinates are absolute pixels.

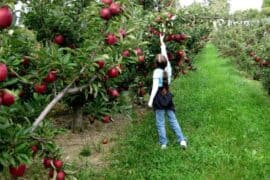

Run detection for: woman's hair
[[155, 54, 169, 91]]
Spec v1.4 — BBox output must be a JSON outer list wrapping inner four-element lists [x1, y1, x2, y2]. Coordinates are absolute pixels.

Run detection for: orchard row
[[212, 15, 270, 94], [0, 1, 212, 179]]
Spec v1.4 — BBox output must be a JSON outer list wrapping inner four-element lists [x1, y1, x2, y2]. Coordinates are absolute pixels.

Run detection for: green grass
[[82, 44, 270, 179], [79, 144, 92, 157]]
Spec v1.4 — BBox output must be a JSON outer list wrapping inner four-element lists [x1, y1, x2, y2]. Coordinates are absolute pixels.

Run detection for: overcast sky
[[181, 0, 263, 13]]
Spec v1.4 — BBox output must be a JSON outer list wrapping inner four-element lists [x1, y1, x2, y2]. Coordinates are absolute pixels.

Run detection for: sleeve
[[161, 44, 169, 61], [161, 44, 172, 83], [148, 77, 159, 107]]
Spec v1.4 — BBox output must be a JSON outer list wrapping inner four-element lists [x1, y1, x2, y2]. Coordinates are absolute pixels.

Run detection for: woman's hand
[[160, 34, 166, 47], [148, 101, 153, 108], [159, 24, 166, 44], [160, 34, 165, 44]]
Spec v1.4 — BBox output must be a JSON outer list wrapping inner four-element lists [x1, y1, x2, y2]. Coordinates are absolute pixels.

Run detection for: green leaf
[[16, 154, 31, 164], [62, 53, 71, 64], [9, 157, 16, 167], [1, 78, 19, 87], [0, 122, 11, 130], [14, 143, 28, 153]]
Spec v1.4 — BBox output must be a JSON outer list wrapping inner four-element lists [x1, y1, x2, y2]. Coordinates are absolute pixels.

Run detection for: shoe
[[161, 144, 167, 149], [180, 140, 187, 149]]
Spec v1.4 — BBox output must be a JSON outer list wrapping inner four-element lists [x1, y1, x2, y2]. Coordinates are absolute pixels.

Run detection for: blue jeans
[[155, 110, 186, 145]]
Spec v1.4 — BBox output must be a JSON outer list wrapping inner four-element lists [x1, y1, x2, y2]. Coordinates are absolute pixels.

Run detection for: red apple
[[152, 30, 159, 36], [49, 169, 54, 178], [2, 92, 15, 106], [262, 61, 269, 67], [9, 164, 26, 177], [174, 34, 183, 42], [31, 145, 38, 153], [22, 56, 30, 67], [254, 57, 261, 62], [101, 0, 113, 5], [106, 88, 112, 95], [165, 34, 173, 42], [103, 75, 109, 82], [44, 70, 57, 83], [68, 44, 76, 49], [107, 67, 119, 78], [0, 63, 8, 82], [134, 48, 143, 56], [249, 51, 255, 57], [138, 56, 145, 63], [34, 83, 47, 94], [102, 115, 111, 123], [18, 90, 25, 98], [177, 50, 185, 58], [138, 88, 146, 96], [43, 157, 51, 168], [106, 33, 118, 45], [96, 60, 105, 69], [182, 69, 187, 75], [53, 160, 63, 170], [56, 171, 65, 180], [167, 52, 174, 61], [0, 6, 13, 29], [119, 28, 127, 37], [102, 138, 109, 144], [148, 26, 154, 33], [109, 88, 119, 98], [167, 12, 173, 19], [100, 8, 112, 20], [173, 34, 179, 41], [180, 34, 187, 41], [109, 2, 121, 15], [54, 35, 64, 45], [0, 90, 4, 96], [122, 50, 130, 57]]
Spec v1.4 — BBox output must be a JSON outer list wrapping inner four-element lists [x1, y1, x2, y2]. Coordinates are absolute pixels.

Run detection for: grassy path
[[90, 44, 270, 179]]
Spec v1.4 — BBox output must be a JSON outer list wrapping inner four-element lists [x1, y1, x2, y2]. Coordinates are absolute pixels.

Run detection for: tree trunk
[[31, 74, 97, 132], [71, 106, 83, 133]]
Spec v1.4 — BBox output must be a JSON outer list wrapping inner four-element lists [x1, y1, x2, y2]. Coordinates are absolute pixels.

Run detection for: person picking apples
[[148, 26, 187, 150]]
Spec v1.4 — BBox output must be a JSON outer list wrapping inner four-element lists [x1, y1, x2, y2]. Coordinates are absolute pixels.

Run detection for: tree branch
[[9, 68, 32, 85], [31, 81, 75, 132], [67, 76, 97, 94], [31, 67, 96, 132]]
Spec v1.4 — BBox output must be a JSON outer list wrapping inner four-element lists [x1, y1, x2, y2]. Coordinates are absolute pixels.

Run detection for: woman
[[148, 34, 187, 149]]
